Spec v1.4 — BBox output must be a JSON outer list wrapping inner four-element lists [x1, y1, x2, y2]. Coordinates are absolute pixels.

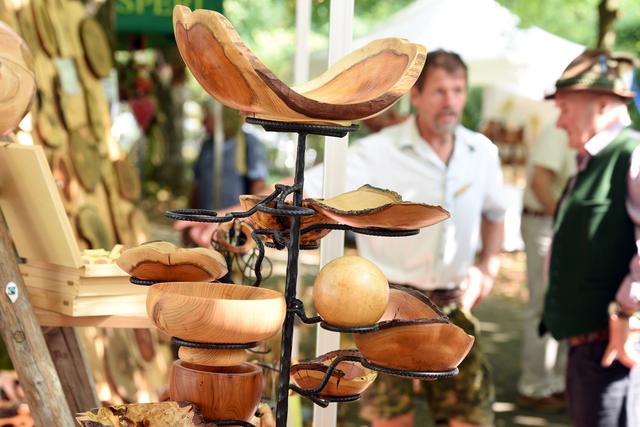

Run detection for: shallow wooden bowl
[[170, 360, 262, 421], [307, 185, 450, 230], [173, 6, 425, 125], [291, 349, 377, 397], [117, 241, 227, 282], [147, 282, 285, 343], [380, 285, 442, 322], [354, 321, 474, 372], [239, 195, 335, 247], [178, 346, 248, 367]]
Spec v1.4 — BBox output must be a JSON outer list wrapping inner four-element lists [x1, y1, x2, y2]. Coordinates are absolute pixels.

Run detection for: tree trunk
[[597, 0, 619, 50]]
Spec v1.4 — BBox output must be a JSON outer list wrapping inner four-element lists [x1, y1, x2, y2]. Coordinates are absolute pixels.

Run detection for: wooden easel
[[0, 142, 149, 425]]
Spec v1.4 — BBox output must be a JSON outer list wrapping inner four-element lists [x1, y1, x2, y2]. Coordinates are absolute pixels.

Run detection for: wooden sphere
[[170, 360, 262, 421], [0, 21, 35, 135], [312, 255, 389, 327]]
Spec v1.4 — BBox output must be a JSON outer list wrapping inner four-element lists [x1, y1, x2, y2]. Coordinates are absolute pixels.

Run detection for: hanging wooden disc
[[51, 152, 79, 214], [77, 204, 114, 249], [31, 0, 58, 57], [35, 96, 68, 148], [32, 52, 57, 98], [103, 160, 136, 248], [69, 128, 102, 192], [79, 18, 112, 79], [83, 80, 110, 143], [15, 5, 41, 53], [56, 70, 88, 131], [114, 158, 141, 202], [129, 208, 150, 246]]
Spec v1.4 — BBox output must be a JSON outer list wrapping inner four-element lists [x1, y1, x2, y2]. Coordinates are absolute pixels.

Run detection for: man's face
[[555, 91, 600, 150], [410, 68, 467, 136]]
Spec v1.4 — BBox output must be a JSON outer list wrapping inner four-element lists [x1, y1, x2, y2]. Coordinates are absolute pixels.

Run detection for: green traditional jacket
[[543, 128, 639, 339]]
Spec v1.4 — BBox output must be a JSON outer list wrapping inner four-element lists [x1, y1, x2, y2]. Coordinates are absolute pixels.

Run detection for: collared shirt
[[304, 117, 508, 290], [570, 121, 640, 311]]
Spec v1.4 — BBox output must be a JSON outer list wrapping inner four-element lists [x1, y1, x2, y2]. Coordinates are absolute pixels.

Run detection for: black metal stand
[[164, 117, 458, 427]]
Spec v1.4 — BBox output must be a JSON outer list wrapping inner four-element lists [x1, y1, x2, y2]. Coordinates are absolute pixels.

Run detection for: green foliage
[[461, 87, 484, 131]]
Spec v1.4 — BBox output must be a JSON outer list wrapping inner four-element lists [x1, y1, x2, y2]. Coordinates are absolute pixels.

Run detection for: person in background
[[304, 49, 507, 427], [516, 125, 575, 411], [542, 50, 640, 427]]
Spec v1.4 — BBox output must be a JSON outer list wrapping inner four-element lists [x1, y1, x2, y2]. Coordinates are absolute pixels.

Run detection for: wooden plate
[[291, 349, 377, 397], [307, 185, 450, 230], [173, 6, 425, 125], [79, 18, 112, 78], [117, 241, 228, 282], [77, 204, 115, 249], [32, 0, 58, 57], [68, 128, 102, 192], [35, 96, 67, 148], [114, 158, 142, 202]]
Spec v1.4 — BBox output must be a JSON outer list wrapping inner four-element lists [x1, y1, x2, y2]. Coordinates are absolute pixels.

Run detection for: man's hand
[[461, 265, 495, 310], [601, 314, 640, 369], [174, 221, 217, 248]]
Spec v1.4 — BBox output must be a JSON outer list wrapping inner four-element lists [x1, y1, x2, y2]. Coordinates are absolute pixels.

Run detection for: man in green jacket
[[543, 50, 640, 427]]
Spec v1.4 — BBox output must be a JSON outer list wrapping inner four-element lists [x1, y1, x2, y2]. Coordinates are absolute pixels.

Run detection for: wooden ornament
[[0, 21, 35, 135], [146, 282, 286, 344], [15, 5, 40, 52], [31, 0, 58, 57], [32, 52, 57, 97], [308, 184, 450, 230], [169, 360, 262, 422], [83, 79, 111, 143], [173, 6, 426, 125], [117, 241, 227, 282], [178, 346, 248, 367], [291, 349, 377, 397], [79, 18, 112, 79], [213, 220, 255, 255], [68, 127, 102, 192], [57, 68, 89, 131], [77, 204, 115, 249], [76, 402, 208, 426], [113, 158, 142, 202], [35, 95, 67, 148]]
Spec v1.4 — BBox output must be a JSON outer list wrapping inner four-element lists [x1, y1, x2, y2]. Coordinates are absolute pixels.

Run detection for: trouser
[[628, 365, 640, 425], [566, 340, 629, 427], [519, 214, 566, 397]]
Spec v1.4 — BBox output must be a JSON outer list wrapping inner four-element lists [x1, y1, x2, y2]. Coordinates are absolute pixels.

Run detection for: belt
[[522, 207, 551, 218], [568, 328, 609, 347]]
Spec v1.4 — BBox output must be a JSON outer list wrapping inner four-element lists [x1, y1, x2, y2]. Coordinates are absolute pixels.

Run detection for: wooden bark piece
[[35, 95, 67, 148], [146, 282, 285, 343], [307, 184, 450, 230], [69, 127, 102, 192], [31, 0, 58, 57], [291, 349, 377, 397], [117, 241, 227, 282], [0, 21, 35, 136], [114, 158, 141, 202], [79, 18, 112, 79], [76, 401, 211, 427], [173, 6, 426, 125], [77, 204, 115, 249]]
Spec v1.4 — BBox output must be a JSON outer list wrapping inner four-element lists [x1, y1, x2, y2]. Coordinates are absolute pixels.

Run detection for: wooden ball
[[313, 255, 389, 327]]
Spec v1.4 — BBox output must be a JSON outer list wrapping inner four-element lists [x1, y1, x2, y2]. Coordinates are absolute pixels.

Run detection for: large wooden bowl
[[147, 282, 285, 343], [291, 349, 377, 397], [173, 6, 426, 125], [307, 185, 450, 230], [0, 21, 35, 135], [170, 360, 262, 421], [380, 285, 443, 322], [353, 321, 474, 372], [117, 241, 227, 282]]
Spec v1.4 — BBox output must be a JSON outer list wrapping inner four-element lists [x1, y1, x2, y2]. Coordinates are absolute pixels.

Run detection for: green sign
[[116, 0, 223, 35]]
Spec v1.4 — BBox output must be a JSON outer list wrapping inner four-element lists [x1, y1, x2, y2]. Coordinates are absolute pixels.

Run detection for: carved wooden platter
[[173, 6, 426, 125]]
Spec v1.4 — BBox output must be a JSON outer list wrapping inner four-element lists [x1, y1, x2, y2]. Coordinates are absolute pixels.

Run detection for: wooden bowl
[[239, 195, 335, 247], [117, 241, 227, 282], [379, 285, 443, 322], [170, 360, 262, 421], [213, 220, 256, 255], [354, 321, 474, 372], [291, 349, 377, 397], [173, 6, 425, 125], [307, 185, 450, 230], [178, 346, 248, 367], [147, 282, 285, 343]]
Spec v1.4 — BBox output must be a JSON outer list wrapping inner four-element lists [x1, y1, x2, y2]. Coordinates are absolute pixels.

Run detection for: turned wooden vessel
[[379, 284, 443, 322], [213, 220, 255, 255], [147, 282, 285, 343], [170, 360, 262, 421], [307, 185, 450, 230], [178, 346, 248, 367], [291, 349, 377, 397], [117, 241, 227, 282], [0, 21, 35, 135], [173, 6, 426, 125]]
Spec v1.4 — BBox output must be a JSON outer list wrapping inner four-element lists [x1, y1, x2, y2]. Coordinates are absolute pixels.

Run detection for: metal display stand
[[163, 118, 457, 427]]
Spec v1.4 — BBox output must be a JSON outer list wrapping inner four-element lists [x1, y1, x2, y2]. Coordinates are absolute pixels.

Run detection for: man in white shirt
[[305, 50, 507, 427]]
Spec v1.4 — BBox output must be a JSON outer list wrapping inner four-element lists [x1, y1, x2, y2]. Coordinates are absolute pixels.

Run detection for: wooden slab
[[79, 17, 112, 79]]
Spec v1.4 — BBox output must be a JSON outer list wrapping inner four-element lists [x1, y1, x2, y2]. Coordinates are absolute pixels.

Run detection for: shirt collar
[[583, 118, 631, 157], [399, 116, 466, 151]]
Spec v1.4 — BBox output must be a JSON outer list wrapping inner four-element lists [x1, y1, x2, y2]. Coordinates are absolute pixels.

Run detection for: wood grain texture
[[169, 360, 262, 421], [76, 401, 209, 426], [379, 285, 441, 322], [173, 6, 426, 125], [177, 346, 248, 367], [147, 282, 285, 343], [0, 209, 75, 426]]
